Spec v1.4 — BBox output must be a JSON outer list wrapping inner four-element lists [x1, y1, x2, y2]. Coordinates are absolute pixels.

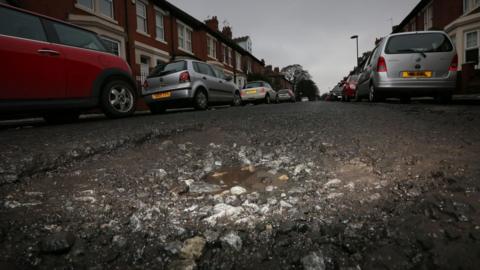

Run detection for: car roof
[[387, 30, 448, 38], [0, 3, 99, 35]]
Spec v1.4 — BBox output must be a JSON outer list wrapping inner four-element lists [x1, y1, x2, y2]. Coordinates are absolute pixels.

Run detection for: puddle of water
[[205, 165, 289, 192]]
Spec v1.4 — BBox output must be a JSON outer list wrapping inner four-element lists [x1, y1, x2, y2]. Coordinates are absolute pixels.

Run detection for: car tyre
[[232, 91, 242, 106], [368, 85, 382, 103], [44, 111, 80, 125], [275, 95, 280, 104], [194, 89, 208, 110], [265, 94, 271, 104], [101, 79, 136, 118]]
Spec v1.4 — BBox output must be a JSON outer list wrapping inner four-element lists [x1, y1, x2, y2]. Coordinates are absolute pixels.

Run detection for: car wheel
[[265, 94, 271, 104], [354, 91, 362, 102], [400, 96, 411, 104], [232, 92, 242, 106], [194, 89, 208, 110], [43, 111, 80, 125], [149, 104, 166, 114], [368, 85, 381, 103], [101, 79, 136, 118], [435, 93, 452, 104], [275, 96, 280, 104]]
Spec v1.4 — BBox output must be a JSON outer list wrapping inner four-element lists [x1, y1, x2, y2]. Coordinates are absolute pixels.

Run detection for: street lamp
[[350, 35, 359, 67]]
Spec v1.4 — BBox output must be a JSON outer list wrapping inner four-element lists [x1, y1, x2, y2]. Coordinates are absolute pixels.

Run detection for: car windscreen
[[245, 82, 263, 88], [148, 61, 187, 78], [385, 33, 453, 54]]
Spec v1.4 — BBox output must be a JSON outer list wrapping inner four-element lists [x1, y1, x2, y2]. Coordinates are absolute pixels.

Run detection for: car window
[[52, 22, 106, 52], [0, 7, 47, 42], [212, 66, 226, 79], [265, 83, 272, 89], [385, 33, 453, 54], [193, 62, 216, 77], [149, 61, 186, 77], [245, 82, 263, 88]]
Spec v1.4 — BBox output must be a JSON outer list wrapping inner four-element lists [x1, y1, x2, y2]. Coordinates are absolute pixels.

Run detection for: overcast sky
[[169, 0, 419, 93]]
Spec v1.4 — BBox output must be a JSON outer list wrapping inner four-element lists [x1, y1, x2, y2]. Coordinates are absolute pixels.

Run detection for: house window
[[77, 0, 93, 10], [77, 0, 114, 19], [465, 30, 479, 64], [99, 0, 113, 18], [247, 60, 252, 74], [100, 36, 120, 56], [236, 52, 241, 70], [423, 4, 433, 30], [464, 0, 480, 13], [207, 36, 217, 59], [155, 10, 165, 41], [178, 22, 192, 52], [223, 45, 228, 63], [136, 1, 147, 34], [228, 48, 232, 66]]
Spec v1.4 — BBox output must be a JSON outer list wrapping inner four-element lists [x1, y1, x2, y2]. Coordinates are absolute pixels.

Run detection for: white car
[[240, 81, 277, 104]]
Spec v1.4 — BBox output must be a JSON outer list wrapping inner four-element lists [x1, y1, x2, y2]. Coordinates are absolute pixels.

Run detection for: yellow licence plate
[[246, 89, 257, 94], [402, 71, 432, 78], [152, 91, 172, 100]]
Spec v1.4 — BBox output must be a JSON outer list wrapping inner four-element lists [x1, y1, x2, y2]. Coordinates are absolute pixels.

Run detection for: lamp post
[[350, 35, 359, 67]]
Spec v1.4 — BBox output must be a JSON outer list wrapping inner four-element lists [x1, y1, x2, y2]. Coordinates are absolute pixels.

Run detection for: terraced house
[[4, 0, 270, 90]]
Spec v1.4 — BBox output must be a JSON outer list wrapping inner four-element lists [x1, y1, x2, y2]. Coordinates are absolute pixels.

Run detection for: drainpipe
[[123, 0, 131, 64], [170, 14, 176, 61]]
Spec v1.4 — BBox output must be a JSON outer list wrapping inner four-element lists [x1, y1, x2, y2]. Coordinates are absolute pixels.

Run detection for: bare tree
[[281, 65, 312, 95]]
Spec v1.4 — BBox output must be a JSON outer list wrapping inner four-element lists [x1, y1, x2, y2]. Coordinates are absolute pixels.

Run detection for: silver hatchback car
[[356, 31, 458, 103], [142, 59, 241, 113]]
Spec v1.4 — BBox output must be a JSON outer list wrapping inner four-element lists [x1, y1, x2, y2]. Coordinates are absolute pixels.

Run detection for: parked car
[[342, 75, 359, 102], [276, 89, 296, 103], [356, 31, 458, 103], [330, 85, 343, 101], [0, 4, 137, 123], [142, 59, 241, 113], [240, 81, 277, 104]]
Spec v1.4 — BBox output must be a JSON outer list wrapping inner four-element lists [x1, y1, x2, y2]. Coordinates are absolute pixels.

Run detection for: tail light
[[377, 56, 388, 72], [142, 80, 149, 89], [349, 83, 356, 90], [449, 54, 458, 72], [179, 71, 191, 83]]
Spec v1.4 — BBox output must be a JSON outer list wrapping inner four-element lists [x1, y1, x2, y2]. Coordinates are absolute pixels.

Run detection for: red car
[[342, 75, 360, 102], [0, 4, 137, 123]]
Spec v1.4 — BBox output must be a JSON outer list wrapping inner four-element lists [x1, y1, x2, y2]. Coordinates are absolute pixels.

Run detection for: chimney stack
[[222, 26, 232, 39], [274, 67, 280, 73], [205, 16, 219, 32]]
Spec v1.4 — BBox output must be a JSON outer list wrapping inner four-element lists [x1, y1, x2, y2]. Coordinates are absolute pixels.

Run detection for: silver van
[[356, 31, 458, 103], [142, 59, 241, 113]]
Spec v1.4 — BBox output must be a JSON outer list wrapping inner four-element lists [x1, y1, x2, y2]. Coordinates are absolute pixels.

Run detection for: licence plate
[[402, 71, 432, 78], [246, 90, 257, 94], [152, 91, 172, 100]]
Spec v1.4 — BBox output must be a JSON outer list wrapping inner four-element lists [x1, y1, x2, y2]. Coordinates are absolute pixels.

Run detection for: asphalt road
[[1, 100, 480, 270]]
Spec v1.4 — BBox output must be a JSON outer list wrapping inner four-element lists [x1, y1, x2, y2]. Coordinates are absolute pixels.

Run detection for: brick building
[[5, 0, 274, 90], [265, 66, 293, 90]]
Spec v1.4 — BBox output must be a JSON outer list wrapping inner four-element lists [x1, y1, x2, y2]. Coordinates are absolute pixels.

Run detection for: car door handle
[[202, 77, 207, 80], [37, 49, 60, 56], [219, 80, 223, 83]]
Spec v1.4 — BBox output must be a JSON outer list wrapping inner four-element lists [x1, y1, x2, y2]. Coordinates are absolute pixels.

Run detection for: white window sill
[[156, 38, 167, 45], [74, 4, 118, 24], [137, 31, 151, 38], [178, 47, 194, 54]]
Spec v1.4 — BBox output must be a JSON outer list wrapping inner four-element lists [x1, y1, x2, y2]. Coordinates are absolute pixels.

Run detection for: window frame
[[76, 0, 115, 20], [155, 8, 165, 42], [98, 0, 114, 19], [177, 21, 193, 53], [100, 35, 120, 56], [136, 0, 148, 34], [207, 35, 217, 59], [235, 52, 242, 71], [465, 30, 480, 65], [77, 0, 94, 11]]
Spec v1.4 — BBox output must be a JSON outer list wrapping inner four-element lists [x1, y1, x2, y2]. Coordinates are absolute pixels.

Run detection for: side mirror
[[225, 76, 233, 81]]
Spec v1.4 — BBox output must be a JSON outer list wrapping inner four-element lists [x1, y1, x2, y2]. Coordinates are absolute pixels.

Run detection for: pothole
[[205, 165, 290, 193]]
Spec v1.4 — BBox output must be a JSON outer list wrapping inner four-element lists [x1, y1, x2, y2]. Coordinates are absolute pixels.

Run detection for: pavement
[[1, 100, 480, 270]]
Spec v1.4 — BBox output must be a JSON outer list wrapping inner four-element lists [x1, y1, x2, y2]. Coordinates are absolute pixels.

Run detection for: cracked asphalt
[[1, 100, 480, 270]]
